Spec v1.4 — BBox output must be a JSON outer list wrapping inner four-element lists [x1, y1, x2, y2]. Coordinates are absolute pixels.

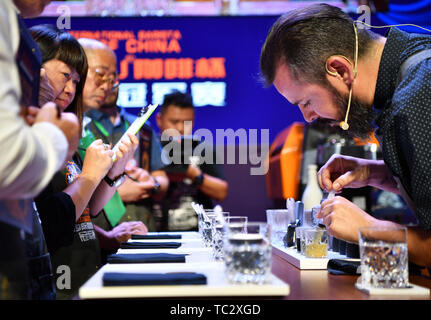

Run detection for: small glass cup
[[223, 221, 272, 284], [303, 228, 328, 258], [295, 226, 314, 255], [358, 226, 409, 289], [303, 209, 313, 226], [210, 212, 230, 260], [223, 216, 248, 233], [216, 216, 249, 257], [191, 203, 205, 238], [311, 205, 323, 227], [196, 211, 204, 237], [201, 212, 218, 247], [266, 209, 294, 247]]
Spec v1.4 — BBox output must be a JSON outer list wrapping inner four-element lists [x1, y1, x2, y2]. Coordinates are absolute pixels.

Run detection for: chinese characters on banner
[[69, 29, 227, 107]]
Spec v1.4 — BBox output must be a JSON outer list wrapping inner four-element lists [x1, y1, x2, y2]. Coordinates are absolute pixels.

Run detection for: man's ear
[[156, 112, 162, 129], [325, 55, 355, 85]]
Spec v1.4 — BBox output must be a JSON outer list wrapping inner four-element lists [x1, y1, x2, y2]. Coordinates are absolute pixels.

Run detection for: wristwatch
[[193, 173, 204, 186], [104, 173, 126, 188], [151, 176, 161, 194]]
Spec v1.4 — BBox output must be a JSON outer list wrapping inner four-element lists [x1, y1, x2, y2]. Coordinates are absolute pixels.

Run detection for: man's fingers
[[129, 221, 143, 228], [320, 169, 333, 191], [317, 170, 323, 190], [318, 198, 336, 218], [322, 213, 334, 235], [332, 171, 355, 191]]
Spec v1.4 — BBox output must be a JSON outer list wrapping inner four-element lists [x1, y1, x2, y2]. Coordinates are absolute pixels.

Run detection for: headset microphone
[[330, 21, 431, 131], [339, 75, 354, 131], [338, 20, 431, 130], [339, 121, 349, 130], [339, 22, 359, 131]]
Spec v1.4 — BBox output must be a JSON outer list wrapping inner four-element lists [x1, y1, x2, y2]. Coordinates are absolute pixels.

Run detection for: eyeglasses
[[90, 67, 119, 90]]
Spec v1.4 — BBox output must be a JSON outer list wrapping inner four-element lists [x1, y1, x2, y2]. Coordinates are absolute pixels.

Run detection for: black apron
[[24, 204, 56, 300]]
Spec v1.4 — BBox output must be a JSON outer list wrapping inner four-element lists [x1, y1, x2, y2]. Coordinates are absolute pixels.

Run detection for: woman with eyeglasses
[[30, 24, 143, 300]]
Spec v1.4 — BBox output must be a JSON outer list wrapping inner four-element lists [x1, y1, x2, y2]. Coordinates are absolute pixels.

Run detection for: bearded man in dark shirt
[[260, 3, 431, 267]]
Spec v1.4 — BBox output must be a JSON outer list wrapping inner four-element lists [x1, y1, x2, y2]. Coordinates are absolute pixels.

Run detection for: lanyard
[[93, 120, 110, 137], [93, 118, 130, 137]]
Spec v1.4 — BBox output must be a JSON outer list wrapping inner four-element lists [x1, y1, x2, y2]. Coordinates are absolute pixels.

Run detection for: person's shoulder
[[403, 30, 431, 56], [393, 57, 431, 109], [0, 1, 15, 17], [390, 61, 431, 132], [0, 2, 19, 59]]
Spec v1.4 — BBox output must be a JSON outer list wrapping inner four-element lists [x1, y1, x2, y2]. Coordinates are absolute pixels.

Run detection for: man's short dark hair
[[260, 3, 379, 86], [161, 91, 194, 114]]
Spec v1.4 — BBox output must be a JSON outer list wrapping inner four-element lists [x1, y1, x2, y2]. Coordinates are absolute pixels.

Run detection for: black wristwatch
[[104, 173, 125, 187], [193, 173, 204, 186], [151, 176, 161, 194]]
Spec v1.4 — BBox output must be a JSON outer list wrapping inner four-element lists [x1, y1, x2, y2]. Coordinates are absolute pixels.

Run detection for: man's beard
[[317, 84, 377, 140]]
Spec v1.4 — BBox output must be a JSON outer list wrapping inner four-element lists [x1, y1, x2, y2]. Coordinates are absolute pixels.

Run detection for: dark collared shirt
[[373, 27, 431, 229]]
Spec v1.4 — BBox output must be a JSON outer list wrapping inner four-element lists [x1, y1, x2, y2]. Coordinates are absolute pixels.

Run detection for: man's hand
[[186, 164, 202, 181], [125, 165, 151, 183], [38, 68, 55, 107], [318, 154, 400, 194], [316, 196, 376, 243], [34, 102, 80, 162], [317, 154, 371, 193], [108, 221, 148, 243], [117, 176, 156, 202]]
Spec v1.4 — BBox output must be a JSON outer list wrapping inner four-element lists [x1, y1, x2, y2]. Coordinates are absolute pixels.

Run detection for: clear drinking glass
[[210, 212, 229, 260], [311, 205, 323, 227], [195, 209, 205, 239], [295, 226, 314, 256], [224, 216, 248, 231], [266, 209, 294, 247], [211, 215, 244, 261], [201, 212, 218, 247], [223, 221, 272, 284], [358, 226, 409, 289]]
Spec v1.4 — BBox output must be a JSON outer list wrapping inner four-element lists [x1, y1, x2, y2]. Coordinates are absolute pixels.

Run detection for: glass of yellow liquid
[[304, 228, 328, 258]]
